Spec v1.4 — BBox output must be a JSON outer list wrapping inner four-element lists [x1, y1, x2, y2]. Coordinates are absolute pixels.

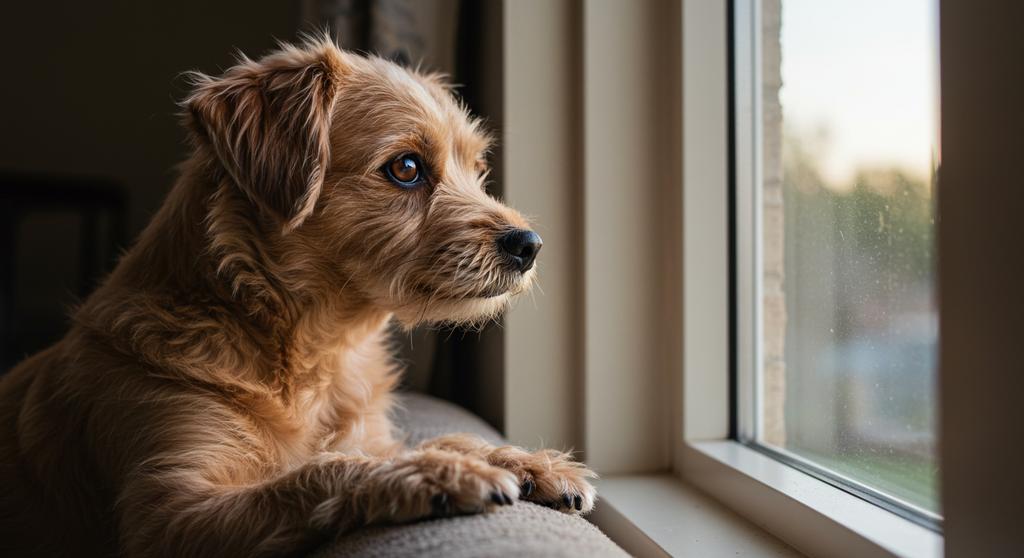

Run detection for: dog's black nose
[[498, 229, 543, 272]]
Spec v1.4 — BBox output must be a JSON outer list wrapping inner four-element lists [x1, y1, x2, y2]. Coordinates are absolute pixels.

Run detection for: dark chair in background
[[0, 171, 127, 371]]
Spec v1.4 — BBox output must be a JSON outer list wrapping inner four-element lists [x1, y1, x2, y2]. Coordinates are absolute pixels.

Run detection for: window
[[733, 0, 940, 529]]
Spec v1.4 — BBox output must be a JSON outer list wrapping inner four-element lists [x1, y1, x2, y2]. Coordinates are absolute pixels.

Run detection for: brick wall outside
[[761, 0, 787, 446]]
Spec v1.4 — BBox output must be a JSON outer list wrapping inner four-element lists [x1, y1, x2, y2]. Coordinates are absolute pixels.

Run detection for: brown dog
[[0, 37, 595, 557]]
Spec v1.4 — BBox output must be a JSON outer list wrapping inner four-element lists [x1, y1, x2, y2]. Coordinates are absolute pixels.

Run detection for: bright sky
[[779, 0, 939, 186]]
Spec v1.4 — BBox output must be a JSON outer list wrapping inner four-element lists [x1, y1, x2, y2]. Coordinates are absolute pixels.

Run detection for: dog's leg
[[119, 449, 519, 558], [418, 434, 598, 514]]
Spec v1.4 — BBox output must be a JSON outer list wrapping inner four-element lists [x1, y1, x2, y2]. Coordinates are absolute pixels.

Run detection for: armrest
[[312, 393, 626, 558]]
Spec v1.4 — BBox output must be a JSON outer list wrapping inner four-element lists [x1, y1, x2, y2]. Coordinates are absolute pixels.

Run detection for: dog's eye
[[384, 154, 426, 188]]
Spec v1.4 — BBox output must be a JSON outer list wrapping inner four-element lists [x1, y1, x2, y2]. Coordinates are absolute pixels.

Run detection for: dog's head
[[184, 37, 539, 327]]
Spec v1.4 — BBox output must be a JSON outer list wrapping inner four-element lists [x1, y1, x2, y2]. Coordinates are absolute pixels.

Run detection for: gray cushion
[[390, 392, 506, 447], [314, 393, 627, 558]]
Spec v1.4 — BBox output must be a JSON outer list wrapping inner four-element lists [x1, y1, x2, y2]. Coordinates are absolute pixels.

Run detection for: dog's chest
[[272, 336, 397, 468]]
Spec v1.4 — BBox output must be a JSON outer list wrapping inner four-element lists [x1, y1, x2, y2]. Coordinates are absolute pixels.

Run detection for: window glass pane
[[752, 0, 940, 517]]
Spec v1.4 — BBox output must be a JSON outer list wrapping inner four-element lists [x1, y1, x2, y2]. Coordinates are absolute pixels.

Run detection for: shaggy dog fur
[[0, 37, 596, 557]]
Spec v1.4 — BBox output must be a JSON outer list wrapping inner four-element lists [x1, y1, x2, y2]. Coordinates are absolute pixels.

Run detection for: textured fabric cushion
[[313, 393, 627, 558], [390, 392, 506, 447]]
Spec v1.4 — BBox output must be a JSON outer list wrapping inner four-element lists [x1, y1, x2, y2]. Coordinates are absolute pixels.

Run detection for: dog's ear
[[185, 41, 345, 232]]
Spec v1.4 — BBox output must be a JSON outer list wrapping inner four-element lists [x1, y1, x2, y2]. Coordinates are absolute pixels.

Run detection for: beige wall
[[504, 0, 681, 473], [503, 0, 583, 450]]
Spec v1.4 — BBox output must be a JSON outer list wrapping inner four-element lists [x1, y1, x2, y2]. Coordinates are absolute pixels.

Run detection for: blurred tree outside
[[778, 126, 939, 512]]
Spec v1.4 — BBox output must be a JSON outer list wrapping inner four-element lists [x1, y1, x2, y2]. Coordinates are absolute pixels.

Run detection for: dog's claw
[[490, 491, 515, 506], [562, 494, 572, 508], [521, 478, 535, 498], [574, 494, 582, 510], [431, 492, 450, 515]]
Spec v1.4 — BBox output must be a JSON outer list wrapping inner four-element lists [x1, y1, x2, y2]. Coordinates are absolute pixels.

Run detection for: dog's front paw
[[382, 449, 521, 522], [489, 447, 598, 514]]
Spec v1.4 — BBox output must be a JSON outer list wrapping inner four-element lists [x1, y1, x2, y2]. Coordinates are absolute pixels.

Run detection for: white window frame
[[735, 0, 942, 532], [501, 2, 943, 555], [502, 0, 1024, 556], [674, 2, 942, 556]]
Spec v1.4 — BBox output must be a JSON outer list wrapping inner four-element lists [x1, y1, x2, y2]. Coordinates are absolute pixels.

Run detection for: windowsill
[[592, 441, 943, 557], [591, 474, 801, 557]]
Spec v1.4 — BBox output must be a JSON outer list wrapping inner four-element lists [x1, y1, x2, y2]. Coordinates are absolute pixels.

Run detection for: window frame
[[503, 0, 942, 555], [503, 0, 1022, 555], [729, 0, 943, 532], [673, 1, 942, 556]]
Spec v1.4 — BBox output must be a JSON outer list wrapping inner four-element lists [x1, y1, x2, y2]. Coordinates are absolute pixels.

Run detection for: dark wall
[[0, 1, 302, 367], [1, 0, 302, 231]]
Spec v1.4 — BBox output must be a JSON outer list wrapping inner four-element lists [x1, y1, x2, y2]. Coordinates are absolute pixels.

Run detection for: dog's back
[[0, 343, 119, 557]]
